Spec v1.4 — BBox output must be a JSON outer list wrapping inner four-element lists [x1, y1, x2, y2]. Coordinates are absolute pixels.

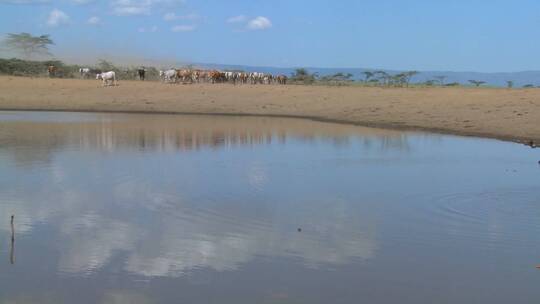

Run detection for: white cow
[[96, 71, 117, 87], [250, 72, 264, 84], [79, 68, 91, 78], [224, 71, 234, 82], [160, 69, 177, 83]]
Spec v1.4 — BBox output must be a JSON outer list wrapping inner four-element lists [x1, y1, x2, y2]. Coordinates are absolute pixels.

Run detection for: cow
[[160, 69, 177, 83], [47, 65, 57, 78], [198, 70, 209, 83], [239, 72, 249, 84], [176, 69, 193, 84], [96, 71, 117, 87], [191, 70, 202, 83], [249, 72, 263, 84], [79, 68, 91, 78], [224, 71, 234, 83], [137, 68, 146, 81], [209, 70, 224, 83], [263, 74, 273, 84], [277, 75, 288, 85]]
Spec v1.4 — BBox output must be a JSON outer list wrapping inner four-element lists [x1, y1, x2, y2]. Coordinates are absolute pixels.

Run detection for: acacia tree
[[469, 80, 486, 87], [400, 71, 419, 87], [374, 70, 390, 86], [392, 74, 404, 87], [362, 71, 375, 83], [290, 68, 318, 84], [2, 33, 54, 59]]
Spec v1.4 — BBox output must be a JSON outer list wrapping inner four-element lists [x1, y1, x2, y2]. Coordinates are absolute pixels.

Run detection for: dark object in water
[[297, 228, 302, 232], [536, 265, 540, 269], [10, 215, 15, 264]]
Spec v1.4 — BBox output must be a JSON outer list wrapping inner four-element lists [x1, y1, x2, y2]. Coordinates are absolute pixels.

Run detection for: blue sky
[[1, 0, 540, 72]]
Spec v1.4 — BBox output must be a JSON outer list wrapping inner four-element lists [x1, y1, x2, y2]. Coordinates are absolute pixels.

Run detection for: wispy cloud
[[171, 24, 196, 32], [226, 15, 246, 23], [47, 8, 70, 27], [163, 12, 200, 21], [0, 0, 50, 4], [70, 0, 96, 4], [111, 0, 185, 16], [87, 16, 102, 26], [0, 0, 95, 4], [138, 25, 158, 33], [114, 6, 149, 16], [163, 12, 177, 21], [247, 16, 272, 30], [227, 15, 272, 31]]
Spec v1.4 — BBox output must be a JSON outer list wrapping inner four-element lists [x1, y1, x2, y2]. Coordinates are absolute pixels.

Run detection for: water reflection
[[0, 112, 413, 167], [1, 111, 539, 304], [0, 112, 385, 278]]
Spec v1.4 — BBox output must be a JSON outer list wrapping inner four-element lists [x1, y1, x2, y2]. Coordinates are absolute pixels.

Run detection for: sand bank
[[1, 76, 539, 146]]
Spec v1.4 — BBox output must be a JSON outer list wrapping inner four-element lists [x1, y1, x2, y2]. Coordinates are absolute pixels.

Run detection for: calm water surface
[[0, 111, 539, 303]]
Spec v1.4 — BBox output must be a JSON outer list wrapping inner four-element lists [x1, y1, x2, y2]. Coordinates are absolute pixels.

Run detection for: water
[[0, 111, 539, 303]]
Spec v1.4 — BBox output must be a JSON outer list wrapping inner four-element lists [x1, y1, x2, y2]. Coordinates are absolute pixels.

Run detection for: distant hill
[[193, 63, 540, 88]]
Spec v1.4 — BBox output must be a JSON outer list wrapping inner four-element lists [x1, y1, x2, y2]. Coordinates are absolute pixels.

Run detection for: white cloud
[[114, 6, 149, 16], [0, 119, 380, 280], [111, 0, 185, 16], [70, 0, 95, 4], [171, 24, 196, 32], [87, 16, 101, 26], [46, 9, 70, 27], [0, 0, 49, 4], [138, 25, 158, 33], [163, 12, 199, 21], [163, 12, 176, 21], [247, 16, 272, 30], [226, 15, 246, 23]]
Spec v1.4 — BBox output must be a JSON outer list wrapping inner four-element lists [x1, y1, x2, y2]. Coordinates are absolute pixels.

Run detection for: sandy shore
[[1, 75, 539, 145]]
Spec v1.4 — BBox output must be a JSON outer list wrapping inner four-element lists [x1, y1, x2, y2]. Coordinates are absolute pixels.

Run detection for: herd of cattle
[[157, 69, 288, 85], [47, 65, 288, 87]]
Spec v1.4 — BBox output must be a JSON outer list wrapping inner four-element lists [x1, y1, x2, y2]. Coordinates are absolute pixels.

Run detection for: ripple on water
[[398, 188, 540, 251]]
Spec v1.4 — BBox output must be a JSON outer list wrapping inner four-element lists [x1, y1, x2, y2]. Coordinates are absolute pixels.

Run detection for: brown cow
[[176, 69, 193, 84], [209, 70, 225, 84], [47, 65, 57, 78], [277, 75, 288, 85]]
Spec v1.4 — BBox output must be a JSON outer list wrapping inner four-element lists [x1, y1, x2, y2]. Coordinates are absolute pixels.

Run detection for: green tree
[[97, 59, 115, 71], [1, 33, 54, 59], [469, 80, 486, 87], [320, 72, 354, 85], [290, 68, 318, 84], [404, 71, 419, 87], [393, 71, 419, 87], [362, 71, 375, 83], [374, 70, 390, 86], [392, 73, 405, 87]]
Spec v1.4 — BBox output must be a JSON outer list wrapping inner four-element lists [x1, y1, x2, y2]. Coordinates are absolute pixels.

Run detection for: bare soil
[[1, 76, 539, 146]]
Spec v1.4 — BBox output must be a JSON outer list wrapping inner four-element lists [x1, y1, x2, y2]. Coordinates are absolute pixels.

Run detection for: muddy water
[[0, 111, 539, 304]]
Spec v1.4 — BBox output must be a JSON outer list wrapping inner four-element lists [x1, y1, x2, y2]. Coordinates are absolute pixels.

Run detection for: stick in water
[[10, 215, 15, 265]]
